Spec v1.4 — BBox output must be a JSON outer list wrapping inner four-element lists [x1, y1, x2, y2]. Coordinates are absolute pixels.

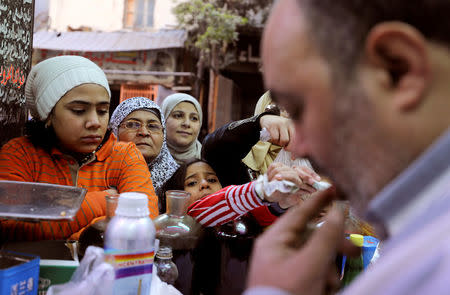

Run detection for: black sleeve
[[267, 202, 288, 217], [201, 112, 274, 187]]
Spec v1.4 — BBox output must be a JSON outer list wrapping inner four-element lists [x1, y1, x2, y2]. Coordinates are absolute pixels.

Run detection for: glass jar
[[153, 190, 204, 295], [78, 194, 118, 259], [212, 214, 262, 295], [155, 246, 179, 285]]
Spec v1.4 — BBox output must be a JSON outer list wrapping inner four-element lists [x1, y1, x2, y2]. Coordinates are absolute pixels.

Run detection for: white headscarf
[[161, 93, 203, 163], [109, 97, 179, 196]]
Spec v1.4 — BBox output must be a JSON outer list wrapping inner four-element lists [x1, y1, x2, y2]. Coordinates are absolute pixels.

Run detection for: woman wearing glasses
[[110, 96, 179, 210]]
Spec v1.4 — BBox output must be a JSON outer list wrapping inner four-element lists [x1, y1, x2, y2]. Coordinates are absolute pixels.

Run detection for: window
[[124, 0, 155, 29]]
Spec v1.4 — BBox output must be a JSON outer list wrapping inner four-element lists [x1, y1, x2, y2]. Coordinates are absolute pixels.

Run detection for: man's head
[[262, 0, 450, 213]]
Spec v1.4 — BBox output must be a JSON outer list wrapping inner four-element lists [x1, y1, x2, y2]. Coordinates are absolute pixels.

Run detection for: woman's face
[[118, 110, 164, 163], [165, 102, 201, 148], [49, 83, 110, 155], [184, 161, 222, 203]]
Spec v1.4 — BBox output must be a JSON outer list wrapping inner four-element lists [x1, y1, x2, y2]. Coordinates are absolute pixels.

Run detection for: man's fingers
[[261, 189, 337, 245], [297, 184, 316, 194], [325, 262, 341, 295], [294, 166, 321, 185], [302, 204, 345, 266], [338, 237, 361, 258]]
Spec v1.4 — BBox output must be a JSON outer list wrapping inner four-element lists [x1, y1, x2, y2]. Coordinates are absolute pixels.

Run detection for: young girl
[[162, 158, 317, 227], [0, 56, 158, 241]]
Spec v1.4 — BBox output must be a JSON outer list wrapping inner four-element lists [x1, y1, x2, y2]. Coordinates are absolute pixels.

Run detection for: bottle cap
[[157, 246, 173, 259], [349, 234, 364, 247], [115, 192, 149, 217]]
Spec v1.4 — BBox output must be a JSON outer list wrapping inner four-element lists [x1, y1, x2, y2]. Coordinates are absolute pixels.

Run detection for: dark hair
[[158, 158, 213, 213], [300, 0, 450, 80], [24, 119, 58, 153]]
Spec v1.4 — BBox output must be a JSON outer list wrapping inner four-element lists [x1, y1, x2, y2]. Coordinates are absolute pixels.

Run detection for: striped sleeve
[[0, 138, 34, 181], [187, 182, 265, 227]]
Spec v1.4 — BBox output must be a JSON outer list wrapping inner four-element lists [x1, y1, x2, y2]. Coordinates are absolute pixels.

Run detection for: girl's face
[[184, 161, 222, 203], [49, 83, 110, 155], [165, 102, 201, 148], [118, 110, 164, 163]]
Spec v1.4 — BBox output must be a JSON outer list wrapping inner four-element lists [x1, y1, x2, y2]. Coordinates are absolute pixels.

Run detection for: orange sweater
[[0, 133, 158, 241]]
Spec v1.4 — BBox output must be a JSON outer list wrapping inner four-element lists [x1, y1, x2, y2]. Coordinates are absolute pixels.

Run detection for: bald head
[[262, 0, 324, 96]]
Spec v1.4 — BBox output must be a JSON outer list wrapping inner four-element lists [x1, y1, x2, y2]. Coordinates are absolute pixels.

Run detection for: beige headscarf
[[161, 93, 203, 164], [242, 91, 282, 177]]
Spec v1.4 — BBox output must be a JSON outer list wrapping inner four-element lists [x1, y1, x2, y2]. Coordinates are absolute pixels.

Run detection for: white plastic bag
[[150, 271, 183, 295], [46, 246, 115, 295], [260, 128, 331, 192], [273, 148, 331, 191], [273, 148, 313, 170]]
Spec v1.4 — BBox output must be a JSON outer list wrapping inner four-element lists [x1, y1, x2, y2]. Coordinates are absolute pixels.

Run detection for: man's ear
[[365, 21, 430, 111]]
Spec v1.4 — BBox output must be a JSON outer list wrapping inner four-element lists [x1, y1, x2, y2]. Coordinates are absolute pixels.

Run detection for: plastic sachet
[[261, 128, 329, 191], [261, 126, 313, 171], [254, 174, 299, 200], [46, 246, 114, 295]]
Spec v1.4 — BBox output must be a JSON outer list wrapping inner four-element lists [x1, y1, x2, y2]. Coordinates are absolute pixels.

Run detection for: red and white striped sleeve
[[187, 182, 265, 227]]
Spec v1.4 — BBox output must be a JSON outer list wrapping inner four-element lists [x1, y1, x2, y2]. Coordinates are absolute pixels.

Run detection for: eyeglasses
[[119, 121, 164, 133]]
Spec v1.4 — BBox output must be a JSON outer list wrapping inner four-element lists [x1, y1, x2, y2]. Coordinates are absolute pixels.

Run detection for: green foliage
[[173, 0, 249, 70]]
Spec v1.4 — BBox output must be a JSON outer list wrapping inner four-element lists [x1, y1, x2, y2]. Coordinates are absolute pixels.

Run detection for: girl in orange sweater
[[0, 56, 158, 241]]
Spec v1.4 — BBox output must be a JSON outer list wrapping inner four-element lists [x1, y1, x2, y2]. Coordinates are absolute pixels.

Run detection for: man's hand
[[246, 189, 346, 295], [259, 115, 295, 148]]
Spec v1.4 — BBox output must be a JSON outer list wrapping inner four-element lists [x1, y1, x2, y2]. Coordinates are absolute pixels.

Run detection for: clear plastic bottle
[[154, 246, 179, 285], [153, 190, 203, 295], [104, 192, 156, 295]]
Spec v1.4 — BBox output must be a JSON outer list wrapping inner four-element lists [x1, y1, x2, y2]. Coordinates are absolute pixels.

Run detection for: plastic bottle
[[154, 246, 179, 285], [78, 194, 118, 259], [104, 192, 156, 295], [153, 190, 203, 295]]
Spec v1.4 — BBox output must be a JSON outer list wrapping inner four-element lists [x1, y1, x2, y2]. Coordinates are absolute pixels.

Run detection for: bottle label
[[105, 249, 154, 295]]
